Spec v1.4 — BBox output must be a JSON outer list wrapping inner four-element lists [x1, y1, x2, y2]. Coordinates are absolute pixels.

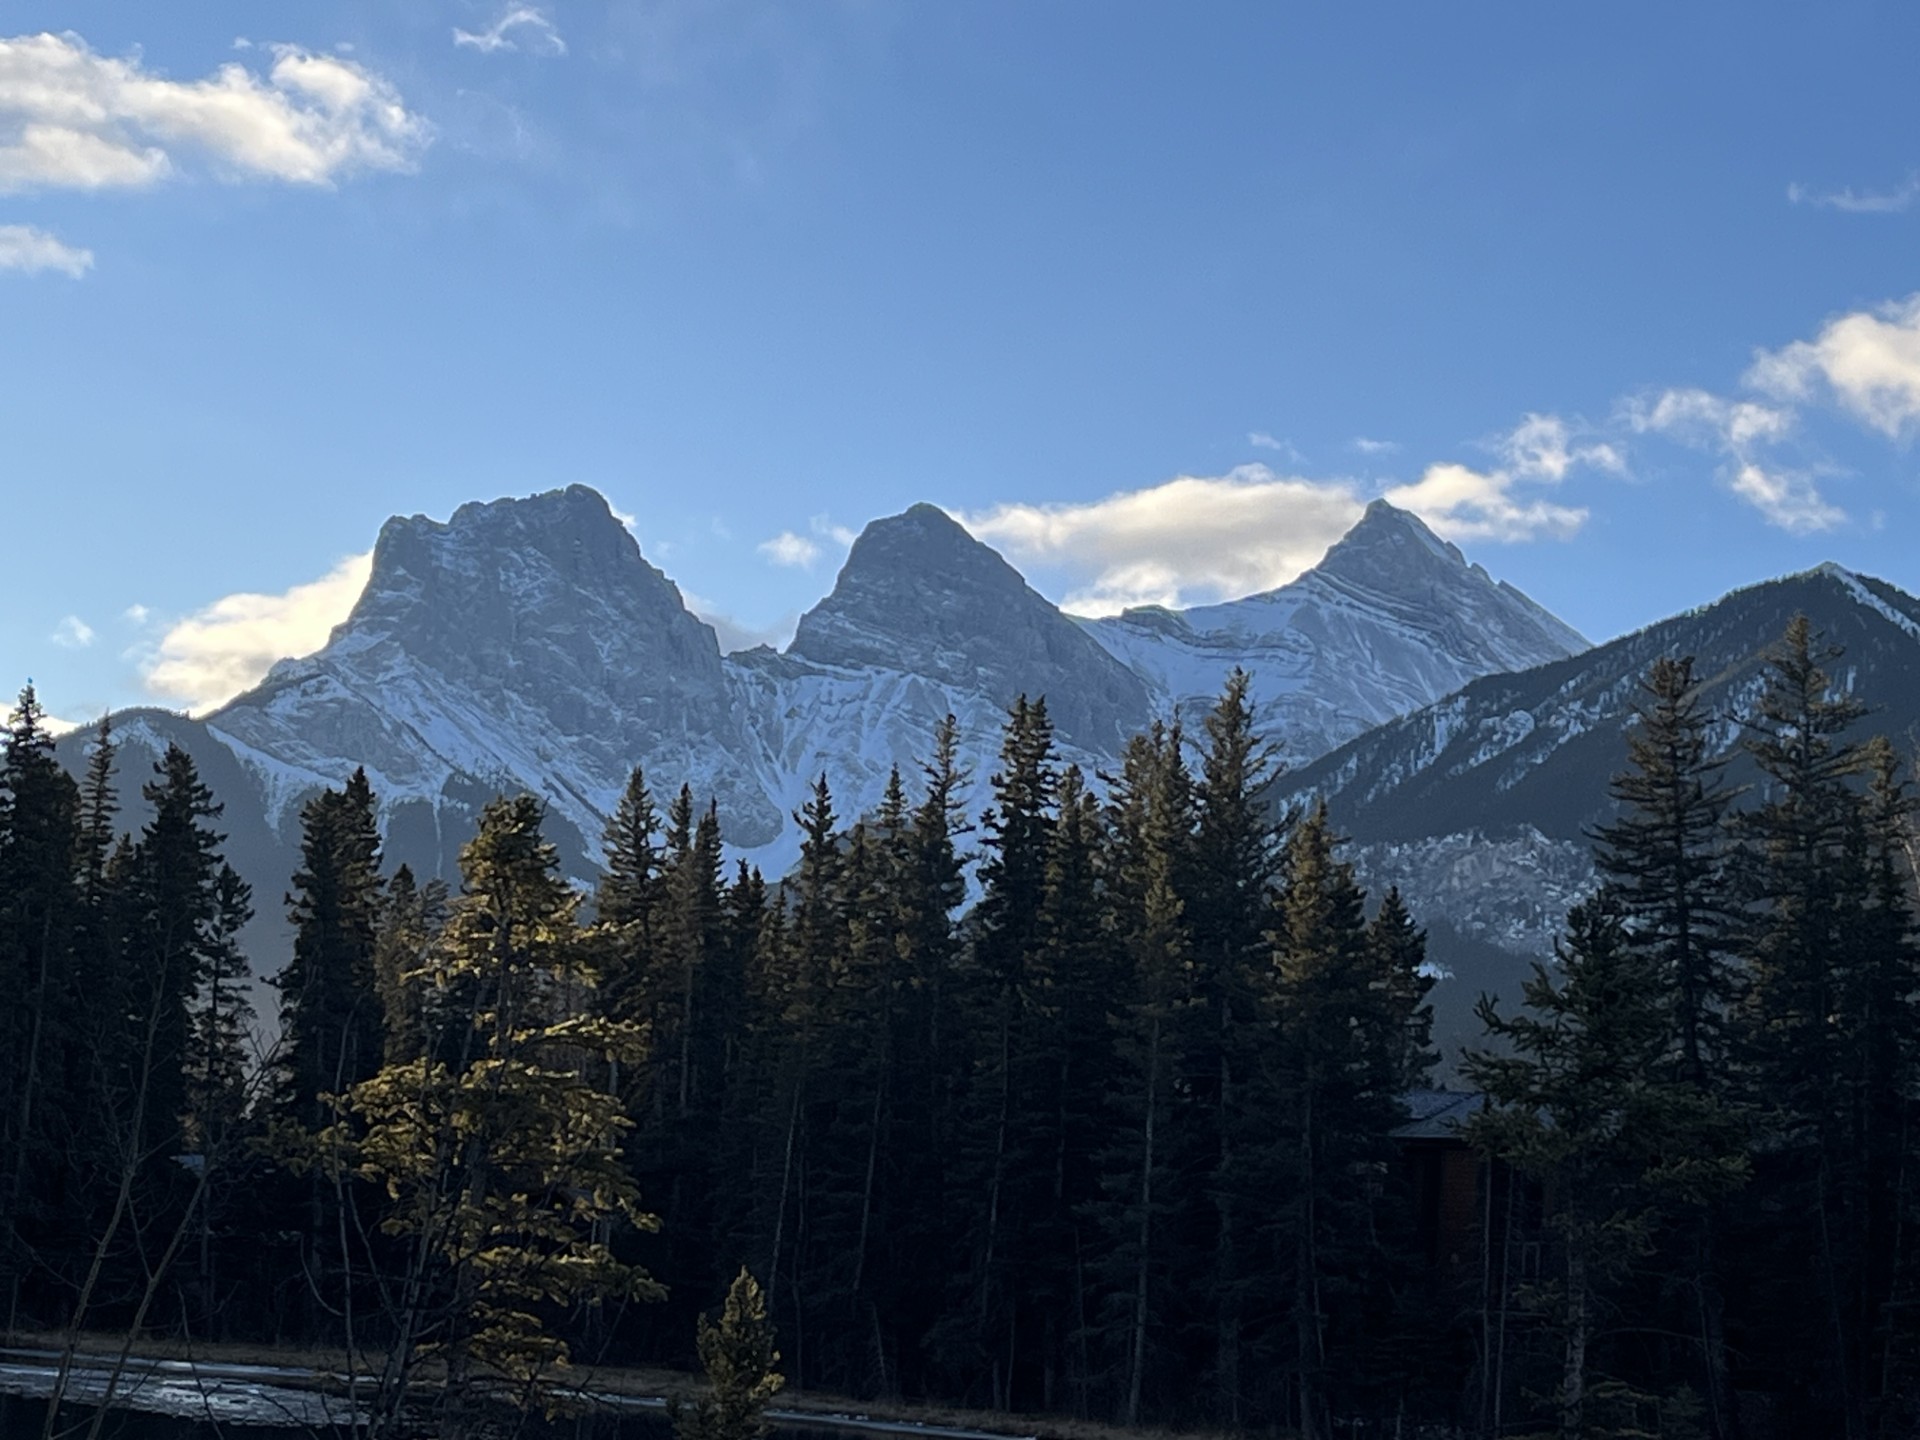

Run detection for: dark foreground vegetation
[[2, 620, 1919, 1439]]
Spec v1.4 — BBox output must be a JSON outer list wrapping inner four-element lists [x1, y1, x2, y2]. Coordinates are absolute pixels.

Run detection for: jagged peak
[[1320, 499, 1466, 573]]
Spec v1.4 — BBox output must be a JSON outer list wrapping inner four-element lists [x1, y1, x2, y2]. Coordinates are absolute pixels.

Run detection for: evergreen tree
[[320, 795, 659, 1437], [1734, 616, 1876, 1432], [1187, 670, 1283, 1423], [115, 743, 227, 1167], [182, 863, 256, 1335], [276, 769, 385, 1128], [1258, 803, 1432, 1437], [672, 1267, 785, 1440], [1094, 722, 1195, 1425], [957, 696, 1060, 1409], [1591, 654, 1745, 1434], [1467, 900, 1746, 1440], [0, 684, 84, 1329]]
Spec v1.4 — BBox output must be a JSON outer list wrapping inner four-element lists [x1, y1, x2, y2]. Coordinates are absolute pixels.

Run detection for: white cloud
[[757, 515, 856, 570], [1351, 436, 1401, 455], [0, 223, 90, 275], [1248, 432, 1305, 463], [1497, 412, 1625, 482], [680, 589, 796, 654], [1727, 462, 1845, 535], [144, 551, 372, 714], [454, 7, 567, 56], [1368, 413, 1607, 545], [758, 531, 820, 568], [123, 602, 151, 625], [1746, 295, 1920, 439], [1788, 174, 1920, 214], [50, 614, 94, 647], [1384, 462, 1588, 543], [0, 31, 429, 194], [1629, 385, 1842, 533], [960, 466, 1368, 615]]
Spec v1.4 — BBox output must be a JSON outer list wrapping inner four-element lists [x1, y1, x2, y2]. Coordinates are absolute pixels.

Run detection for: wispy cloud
[[1627, 386, 1840, 534], [1247, 431, 1305, 463], [1351, 436, 1401, 455], [756, 514, 856, 570], [454, 7, 567, 57], [1745, 294, 1920, 439], [0, 223, 90, 276], [1788, 173, 1920, 214], [680, 589, 795, 654], [962, 413, 1607, 615], [50, 614, 94, 648], [0, 31, 429, 194], [961, 467, 1367, 616], [758, 531, 819, 568], [144, 551, 372, 714]]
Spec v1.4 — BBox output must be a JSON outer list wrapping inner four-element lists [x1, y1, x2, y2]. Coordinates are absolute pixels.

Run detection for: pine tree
[[672, 1267, 786, 1440], [1734, 615, 1877, 1433], [1095, 722, 1195, 1425], [320, 795, 660, 1437], [276, 769, 385, 1129], [1258, 803, 1432, 1437], [1187, 670, 1283, 1423], [1590, 654, 1745, 1434], [1466, 899, 1746, 1440], [182, 863, 256, 1335], [959, 696, 1060, 1409], [0, 684, 84, 1329], [115, 743, 227, 1167]]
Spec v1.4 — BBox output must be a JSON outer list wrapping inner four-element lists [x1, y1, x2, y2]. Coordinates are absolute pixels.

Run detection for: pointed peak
[[1340, 499, 1461, 559]]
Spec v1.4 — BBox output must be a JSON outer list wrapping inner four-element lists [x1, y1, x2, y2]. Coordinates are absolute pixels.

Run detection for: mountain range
[[55, 484, 1920, 1057]]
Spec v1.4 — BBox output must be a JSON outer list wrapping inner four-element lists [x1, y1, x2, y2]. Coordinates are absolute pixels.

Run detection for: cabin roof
[[1392, 1088, 1485, 1141]]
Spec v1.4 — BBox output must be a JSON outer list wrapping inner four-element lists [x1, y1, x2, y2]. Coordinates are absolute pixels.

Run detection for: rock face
[[788, 504, 1154, 755], [1271, 563, 1920, 1065], [1082, 500, 1589, 763], [207, 485, 781, 880], [55, 484, 1590, 983]]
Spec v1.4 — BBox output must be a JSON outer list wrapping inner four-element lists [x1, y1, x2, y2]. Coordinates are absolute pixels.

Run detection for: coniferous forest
[[3, 623, 1919, 1439]]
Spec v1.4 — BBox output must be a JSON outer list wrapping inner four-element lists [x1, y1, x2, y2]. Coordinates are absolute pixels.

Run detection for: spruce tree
[[277, 769, 386, 1128], [1259, 803, 1431, 1437], [1467, 900, 1746, 1440], [0, 684, 83, 1329], [1095, 722, 1195, 1425], [1591, 654, 1745, 1434], [320, 795, 659, 1437], [673, 1267, 786, 1440]]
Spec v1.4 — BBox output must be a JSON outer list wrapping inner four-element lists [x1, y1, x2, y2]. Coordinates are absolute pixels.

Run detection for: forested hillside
[[3, 628, 1918, 1440]]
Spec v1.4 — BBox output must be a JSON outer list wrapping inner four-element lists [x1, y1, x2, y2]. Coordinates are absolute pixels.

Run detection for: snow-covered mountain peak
[[786, 504, 1153, 752], [1320, 498, 1466, 579]]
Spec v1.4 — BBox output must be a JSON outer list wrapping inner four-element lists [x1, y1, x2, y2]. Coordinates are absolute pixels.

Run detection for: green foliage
[[673, 1267, 785, 1440], [317, 795, 661, 1423]]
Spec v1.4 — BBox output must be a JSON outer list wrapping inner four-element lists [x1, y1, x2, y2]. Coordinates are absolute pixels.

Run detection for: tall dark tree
[[1590, 654, 1746, 1434], [0, 685, 83, 1329], [1259, 804, 1433, 1437], [956, 696, 1060, 1409], [1186, 670, 1283, 1423], [276, 769, 386, 1128], [1094, 721, 1195, 1425], [1467, 900, 1746, 1440]]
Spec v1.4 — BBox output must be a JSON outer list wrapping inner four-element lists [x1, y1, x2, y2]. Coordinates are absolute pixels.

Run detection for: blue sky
[[9, 2, 1920, 722]]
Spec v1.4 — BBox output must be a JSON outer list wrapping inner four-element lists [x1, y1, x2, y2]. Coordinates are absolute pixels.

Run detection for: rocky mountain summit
[[59, 484, 1589, 972], [1274, 561, 1920, 1059], [1083, 499, 1588, 762]]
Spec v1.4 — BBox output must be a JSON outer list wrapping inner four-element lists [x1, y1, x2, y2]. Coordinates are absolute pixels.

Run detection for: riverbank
[[2, 1333, 1232, 1440]]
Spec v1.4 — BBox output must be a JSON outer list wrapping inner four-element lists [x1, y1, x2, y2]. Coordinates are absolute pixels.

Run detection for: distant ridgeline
[[46, 486, 1587, 1002], [4, 605, 1920, 1435]]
